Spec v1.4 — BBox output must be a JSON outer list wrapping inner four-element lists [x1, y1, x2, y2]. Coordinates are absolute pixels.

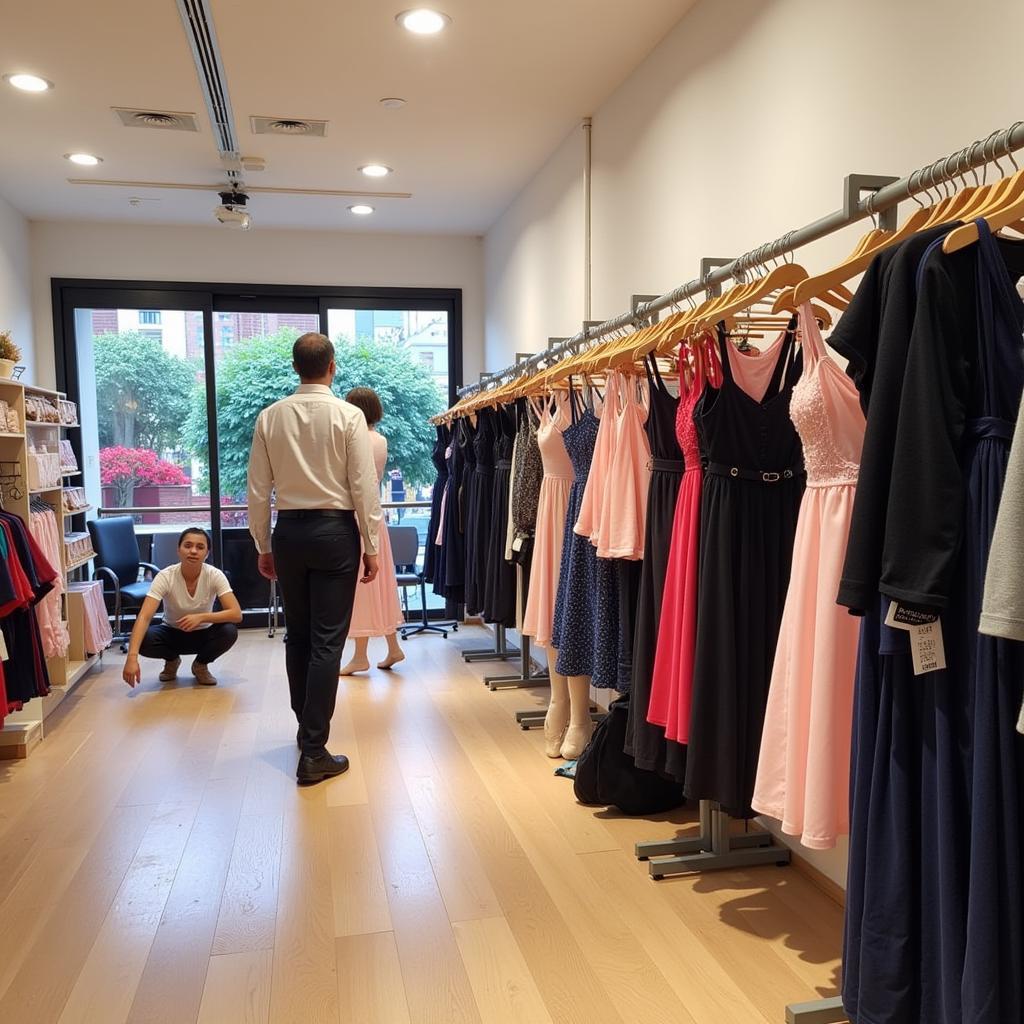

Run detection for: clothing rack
[[484, 632, 549, 690], [462, 622, 520, 664], [456, 121, 1024, 399]]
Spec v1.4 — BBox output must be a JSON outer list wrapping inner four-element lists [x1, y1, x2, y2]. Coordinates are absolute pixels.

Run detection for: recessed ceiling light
[[396, 9, 450, 34], [65, 153, 102, 166], [379, 97, 407, 110], [4, 73, 53, 93], [349, 204, 375, 216], [359, 164, 392, 178]]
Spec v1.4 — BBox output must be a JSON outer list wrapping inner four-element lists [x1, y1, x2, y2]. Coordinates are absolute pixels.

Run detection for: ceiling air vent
[[113, 108, 199, 132], [250, 116, 327, 138]]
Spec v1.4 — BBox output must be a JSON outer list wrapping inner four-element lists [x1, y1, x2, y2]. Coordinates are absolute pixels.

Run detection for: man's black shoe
[[296, 752, 350, 785]]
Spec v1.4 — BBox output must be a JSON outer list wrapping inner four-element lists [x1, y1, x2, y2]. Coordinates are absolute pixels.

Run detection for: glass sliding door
[[324, 304, 450, 610]]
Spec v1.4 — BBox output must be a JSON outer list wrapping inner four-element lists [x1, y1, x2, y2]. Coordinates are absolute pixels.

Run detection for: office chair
[[88, 516, 160, 650], [389, 524, 458, 639]]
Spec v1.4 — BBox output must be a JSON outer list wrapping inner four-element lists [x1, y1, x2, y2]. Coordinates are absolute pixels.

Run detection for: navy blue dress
[[552, 388, 600, 676], [459, 418, 482, 614], [482, 403, 517, 626], [843, 223, 1024, 1024]]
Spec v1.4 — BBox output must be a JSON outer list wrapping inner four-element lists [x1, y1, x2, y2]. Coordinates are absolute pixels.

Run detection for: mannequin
[[543, 647, 594, 758]]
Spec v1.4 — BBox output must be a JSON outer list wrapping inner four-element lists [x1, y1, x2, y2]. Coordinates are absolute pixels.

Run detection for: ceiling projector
[[215, 189, 251, 229]]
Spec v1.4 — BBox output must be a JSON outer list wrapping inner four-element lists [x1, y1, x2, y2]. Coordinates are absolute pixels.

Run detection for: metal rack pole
[[455, 122, 1024, 399]]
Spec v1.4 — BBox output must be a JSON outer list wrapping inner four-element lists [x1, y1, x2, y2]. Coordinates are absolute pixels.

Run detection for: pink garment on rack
[[68, 580, 113, 655], [30, 509, 69, 659]]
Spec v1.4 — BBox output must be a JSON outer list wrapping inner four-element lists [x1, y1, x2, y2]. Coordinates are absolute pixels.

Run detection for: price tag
[[910, 620, 946, 675], [885, 601, 939, 631]]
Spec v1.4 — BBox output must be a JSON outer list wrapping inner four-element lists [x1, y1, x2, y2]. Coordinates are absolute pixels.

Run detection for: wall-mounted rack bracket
[[844, 173, 900, 232], [699, 258, 735, 297]]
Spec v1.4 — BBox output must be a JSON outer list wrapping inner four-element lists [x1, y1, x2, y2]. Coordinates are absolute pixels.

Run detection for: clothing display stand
[[635, 799, 791, 876], [484, 633, 549, 690], [784, 997, 847, 1023], [462, 623, 520, 664], [515, 703, 604, 730]]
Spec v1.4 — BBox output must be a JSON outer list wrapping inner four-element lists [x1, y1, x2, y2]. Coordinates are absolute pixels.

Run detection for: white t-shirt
[[147, 564, 232, 630]]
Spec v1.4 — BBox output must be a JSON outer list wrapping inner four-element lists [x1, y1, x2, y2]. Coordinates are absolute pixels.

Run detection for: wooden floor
[[0, 628, 843, 1024]]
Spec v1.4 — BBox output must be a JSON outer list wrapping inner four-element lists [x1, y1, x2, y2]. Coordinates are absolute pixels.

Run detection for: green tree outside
[[186, 328, 445, 500], [93, 331, 198, 452]]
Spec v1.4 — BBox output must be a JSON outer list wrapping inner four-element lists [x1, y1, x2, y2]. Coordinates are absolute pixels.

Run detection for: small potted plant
[[0, 331, 20, 378]]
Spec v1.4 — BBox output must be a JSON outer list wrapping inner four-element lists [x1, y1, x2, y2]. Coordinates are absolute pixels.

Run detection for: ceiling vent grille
[[250, 116, 328, 138], [113, 108, 200, 132]]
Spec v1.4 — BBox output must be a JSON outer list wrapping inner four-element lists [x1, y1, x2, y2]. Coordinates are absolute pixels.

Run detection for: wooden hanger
[[943, 170, 1024, 252]]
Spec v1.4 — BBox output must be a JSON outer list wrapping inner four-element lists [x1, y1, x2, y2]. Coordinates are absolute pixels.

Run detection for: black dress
[[683, 323, 804, 818], [459, 418, 481, 613], [465, 410, 495, 616], [439, 424, 465, 604], [843, 225, 1024, 1024], [625, 356, 684, 771], [423, 425, 449, 585], [483, 404, 517, 626]]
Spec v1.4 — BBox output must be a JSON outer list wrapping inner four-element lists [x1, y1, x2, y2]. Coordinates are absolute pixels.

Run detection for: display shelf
[[65, 552, 96, 574], [63, 505, 94, 515], [27, 420, 61, 429], [0, 430, 24, 438], [29, 485, 62, 495], [23, 383, 61, 399], [61, 470, 82, 478], [62, 423, 81, 429], [0, 721, 43, 761]]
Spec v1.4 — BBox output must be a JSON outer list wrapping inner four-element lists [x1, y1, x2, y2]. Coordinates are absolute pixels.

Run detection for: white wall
[[0, 196, 33, 380], [29, 221, 485, 389], [484, 0, 1024, 887]]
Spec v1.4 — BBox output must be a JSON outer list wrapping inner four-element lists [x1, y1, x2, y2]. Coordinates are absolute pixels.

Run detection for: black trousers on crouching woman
[[140, 622, 239, 665]]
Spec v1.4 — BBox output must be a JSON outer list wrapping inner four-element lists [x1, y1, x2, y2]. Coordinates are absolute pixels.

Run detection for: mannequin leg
[[340, 636, 371, 675], [560, 675, 594, 759], [543, 647, 570, 758], [378, 631, 406, 670]]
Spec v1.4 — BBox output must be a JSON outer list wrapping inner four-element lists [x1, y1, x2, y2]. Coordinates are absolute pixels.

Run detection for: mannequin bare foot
[[339, 658, 371, 676], [544, 717, 568, 758], [560, 721, 594, 760], [377, 650, 406, 670]]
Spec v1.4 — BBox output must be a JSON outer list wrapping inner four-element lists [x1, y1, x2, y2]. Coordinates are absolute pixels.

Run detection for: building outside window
[[139, 310, 161, 325]]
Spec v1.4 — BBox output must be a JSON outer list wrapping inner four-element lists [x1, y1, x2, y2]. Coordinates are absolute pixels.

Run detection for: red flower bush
[[100, 446, 189, 486]]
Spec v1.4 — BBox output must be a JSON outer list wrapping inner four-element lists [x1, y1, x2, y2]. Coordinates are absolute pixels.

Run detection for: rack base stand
[[515, 706, 604, 729], [636, 800, 791, 877], [462, 623, 520, 664], [785, 997, 847, 1023], [485, 634, 550, 690]]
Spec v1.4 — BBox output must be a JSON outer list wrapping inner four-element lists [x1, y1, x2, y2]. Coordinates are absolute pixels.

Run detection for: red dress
[[647, 336, 720, 746]]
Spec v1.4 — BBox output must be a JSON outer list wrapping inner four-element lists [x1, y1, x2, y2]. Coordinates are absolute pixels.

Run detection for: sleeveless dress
[[625, 356, 683, 768], [843, 223, 1024, 1024], [348, 431, 405, 638], [647, 335, 720, 762], [460, 417, 481, 614], [552, 386, 600, 675], [522, 394, 573, 647], [465, 410, 495, 615], [483, 403, 517, 626], [683, 323, 805, 818], [751, 305, 865, 848], [439, 426, 465, 603], [422, 424, 449, 585]]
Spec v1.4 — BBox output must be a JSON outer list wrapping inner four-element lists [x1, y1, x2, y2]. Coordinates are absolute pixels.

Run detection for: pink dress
[[751, 305, 865, 849], [647, 337, 720, 744], [521, 394, 573, 647], [574, 377, 616, 544], [348, 431, 405, 638], [596, 373, 650, 560]]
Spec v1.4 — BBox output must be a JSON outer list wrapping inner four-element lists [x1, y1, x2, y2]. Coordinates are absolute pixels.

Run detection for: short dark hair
[[292, 332, 335, 380], [345, 387, 383, 426], [177, 527, 211, 549]]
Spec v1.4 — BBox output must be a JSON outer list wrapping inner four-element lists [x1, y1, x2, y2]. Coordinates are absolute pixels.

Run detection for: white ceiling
[[0, 0, 695, 233]]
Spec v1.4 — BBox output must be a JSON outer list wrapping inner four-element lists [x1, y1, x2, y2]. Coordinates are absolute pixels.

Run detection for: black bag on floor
[[573, 695, 685, 816]]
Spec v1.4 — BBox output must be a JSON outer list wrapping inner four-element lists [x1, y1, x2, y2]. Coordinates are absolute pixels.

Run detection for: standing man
[[248, 333, 382, 785]]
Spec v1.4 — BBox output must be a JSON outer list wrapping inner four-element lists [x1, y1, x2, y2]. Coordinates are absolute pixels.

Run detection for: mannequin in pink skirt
[[340, 388, 405, 675]]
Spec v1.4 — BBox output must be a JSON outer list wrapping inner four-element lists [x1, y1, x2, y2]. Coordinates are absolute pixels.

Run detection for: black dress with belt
[[683, 323, 804, 818]]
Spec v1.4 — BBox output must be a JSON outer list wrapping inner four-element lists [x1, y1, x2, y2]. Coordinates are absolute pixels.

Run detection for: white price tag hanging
[[910, 620, 946, 675]]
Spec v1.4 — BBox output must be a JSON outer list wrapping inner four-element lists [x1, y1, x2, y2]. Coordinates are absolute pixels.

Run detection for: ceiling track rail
[[66, 179, 413, 199], [175, 0, 240, 166]]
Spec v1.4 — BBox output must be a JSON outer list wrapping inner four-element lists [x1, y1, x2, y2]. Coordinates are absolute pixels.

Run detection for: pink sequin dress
[[751, 304, 865, 849], [348, 430, 404, 638], [647, 336, 720, 747], [522, 394, 573, 647]]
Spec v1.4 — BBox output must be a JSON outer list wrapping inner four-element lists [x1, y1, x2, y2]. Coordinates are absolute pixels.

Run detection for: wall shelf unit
[[0, 380, 102, 760]]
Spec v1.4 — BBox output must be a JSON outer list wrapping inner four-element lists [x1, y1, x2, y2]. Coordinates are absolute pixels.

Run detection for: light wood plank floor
[[0, 629, 843, 1024]]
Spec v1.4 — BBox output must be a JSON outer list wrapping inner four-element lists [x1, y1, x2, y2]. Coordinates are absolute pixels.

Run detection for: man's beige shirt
[[247, 384, 382, 555]]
